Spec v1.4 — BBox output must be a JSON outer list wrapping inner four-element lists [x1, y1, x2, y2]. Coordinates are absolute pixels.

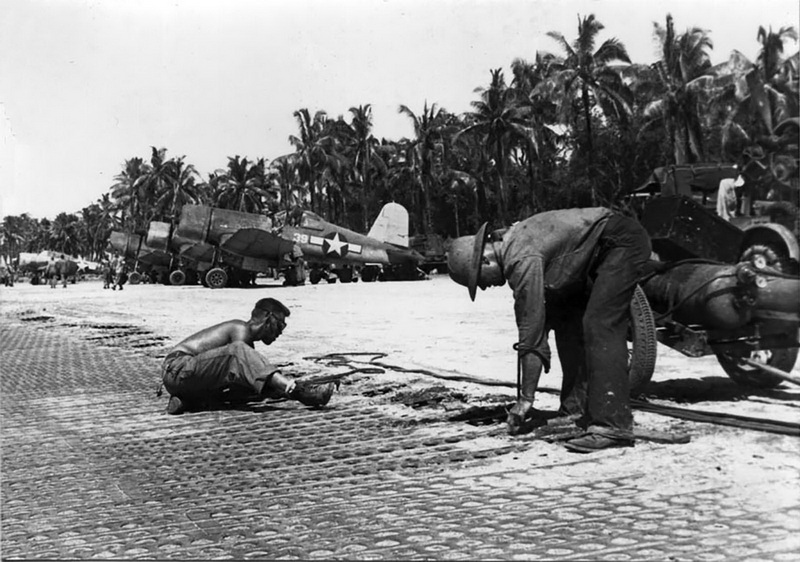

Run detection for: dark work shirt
[[498, 207, 612, 370]]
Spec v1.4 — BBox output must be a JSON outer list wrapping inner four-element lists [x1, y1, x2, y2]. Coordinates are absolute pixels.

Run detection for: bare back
[[172, 320, 252, 355]]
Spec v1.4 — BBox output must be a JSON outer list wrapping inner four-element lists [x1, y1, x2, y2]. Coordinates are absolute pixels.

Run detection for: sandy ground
[[2, 273, 799, 500]]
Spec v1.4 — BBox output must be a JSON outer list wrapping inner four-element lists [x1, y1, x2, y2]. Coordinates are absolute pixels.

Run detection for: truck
[[627, 162, 800, 391]]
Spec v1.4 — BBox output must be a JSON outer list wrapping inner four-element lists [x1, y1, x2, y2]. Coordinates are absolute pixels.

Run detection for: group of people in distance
[[101, 251, 128, 290]]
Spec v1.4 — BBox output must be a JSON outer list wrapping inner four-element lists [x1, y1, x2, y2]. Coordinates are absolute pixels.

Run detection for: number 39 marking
[[293, 233, 309, 244]]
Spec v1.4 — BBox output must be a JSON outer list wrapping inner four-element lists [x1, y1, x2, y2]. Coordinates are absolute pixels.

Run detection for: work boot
[[563, 433, 634, 453], [291, 382, 335, 408]]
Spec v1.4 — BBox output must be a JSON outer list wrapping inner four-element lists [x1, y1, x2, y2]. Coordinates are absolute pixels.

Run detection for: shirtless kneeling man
[[162, 297, 334, 414]]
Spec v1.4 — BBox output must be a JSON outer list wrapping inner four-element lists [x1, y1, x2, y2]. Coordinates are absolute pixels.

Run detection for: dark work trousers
[[162, 341, 279, 404], [553, 215, 651, 439]]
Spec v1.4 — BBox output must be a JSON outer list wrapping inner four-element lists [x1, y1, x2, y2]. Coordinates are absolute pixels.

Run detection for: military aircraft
[[17, 251, 80, 284], [106, 230, 179, 284], [274, 202, 425, 284], [142, 202, 425, 288]]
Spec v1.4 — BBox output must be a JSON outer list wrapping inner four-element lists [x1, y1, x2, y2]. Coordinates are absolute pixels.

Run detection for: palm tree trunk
[[582, 87, 597, 205], [495, 140, 508, 225], [421, 175, 432, 235]]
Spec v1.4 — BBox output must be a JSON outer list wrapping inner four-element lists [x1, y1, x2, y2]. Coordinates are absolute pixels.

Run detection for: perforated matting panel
[[2, 320, 798, 560]]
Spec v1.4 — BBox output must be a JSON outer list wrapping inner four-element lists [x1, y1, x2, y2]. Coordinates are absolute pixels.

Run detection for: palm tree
[[458, 69, 534, 224], [290, 109, 339, 215], [317, 116, 353, 225], [510, 55, 561, 210], [348, 104, 384, 231], [210, 156, 275, 214], [49, 213, 82, 256], [1, 214, 35, 260], [546, 14, 633, 201], [398, 101, 451, 233], [151, 156, 203, 224], [270, 154, 305, 211], [645, 14, 715, 164], [715, 25, 799, 188], [110, 157, 151, 233]]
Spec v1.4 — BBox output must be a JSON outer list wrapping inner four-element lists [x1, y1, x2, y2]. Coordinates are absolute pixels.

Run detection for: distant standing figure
[[5, 263, 15, 287], [101, 259, 112, 289], [47, 256, 58, 288], [113, 263, 128, 290], [110, 253, 124, 290], [56, 255, 68, 288], [716, 175, 743, 221]]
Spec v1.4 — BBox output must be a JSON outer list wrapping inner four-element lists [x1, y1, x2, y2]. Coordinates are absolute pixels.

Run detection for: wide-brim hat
[[467, 222, 489, 301], [447, 222, 488, 301]]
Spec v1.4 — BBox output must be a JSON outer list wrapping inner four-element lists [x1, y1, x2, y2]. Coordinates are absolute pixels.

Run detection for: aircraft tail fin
[[367, 202, 410, 247]]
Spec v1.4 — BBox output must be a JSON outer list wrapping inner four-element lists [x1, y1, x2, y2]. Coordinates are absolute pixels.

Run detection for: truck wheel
[[128, 272, 142, 285], [715, 342, 798, 389], [169, 270, 186, 286], [740, 243, 788, 272], [205, 267, 228, 289], [628, 285, 658, 394]]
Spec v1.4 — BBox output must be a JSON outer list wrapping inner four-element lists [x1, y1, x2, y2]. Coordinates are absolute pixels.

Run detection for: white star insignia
[[324, 232, 347, 256]]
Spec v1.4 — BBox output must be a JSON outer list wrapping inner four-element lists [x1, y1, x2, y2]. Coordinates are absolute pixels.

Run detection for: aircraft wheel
[[627, 285, 657, 395], [337, 268, 353, 283], [309, 270, 323, 285], [128, 272, 142, 285], [169, 270, 186, 286], [205, 267, 228, 289], [361, 266, 379, 282]]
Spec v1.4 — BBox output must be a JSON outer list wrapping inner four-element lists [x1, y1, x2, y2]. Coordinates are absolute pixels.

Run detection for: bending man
[[447, 208, 651, 453], [162, 297, 335, 414]]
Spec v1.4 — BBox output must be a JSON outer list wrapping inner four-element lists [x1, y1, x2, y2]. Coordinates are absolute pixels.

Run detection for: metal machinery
[[630, 191, 800, 390]]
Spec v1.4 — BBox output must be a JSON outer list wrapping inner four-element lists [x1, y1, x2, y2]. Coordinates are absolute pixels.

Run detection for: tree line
[[2, 14, 797, 261]]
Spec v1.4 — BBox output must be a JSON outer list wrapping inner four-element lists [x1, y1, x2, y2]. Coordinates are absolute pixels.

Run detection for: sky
[[1, 0, 798, 220]]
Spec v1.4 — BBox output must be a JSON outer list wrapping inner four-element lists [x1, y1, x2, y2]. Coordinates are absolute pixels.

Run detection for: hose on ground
[[300, 351, 800, 437]]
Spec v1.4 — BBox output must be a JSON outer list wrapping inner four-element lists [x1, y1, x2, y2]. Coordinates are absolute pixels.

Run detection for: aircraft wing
[[174, 240, 216, 264], [220, 228, 295, 262]]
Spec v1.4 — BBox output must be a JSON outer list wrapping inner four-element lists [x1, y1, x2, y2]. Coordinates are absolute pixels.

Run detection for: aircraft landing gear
[[169, 270, 186, 286], [361, 265, 379, 282], [205, 267, 228, 289], [309, 269, 324, 285], [283, 264, 306, 287], [335, 267, 354, 283]]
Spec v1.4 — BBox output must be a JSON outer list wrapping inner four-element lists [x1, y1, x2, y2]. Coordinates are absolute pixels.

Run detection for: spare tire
[[628, 284, 658, 394]]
